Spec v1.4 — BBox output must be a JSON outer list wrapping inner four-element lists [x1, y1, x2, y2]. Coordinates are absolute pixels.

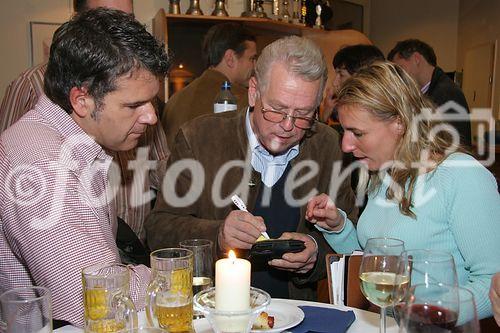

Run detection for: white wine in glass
[[359, 237, 405, 333], [360, 271, 410, 307]]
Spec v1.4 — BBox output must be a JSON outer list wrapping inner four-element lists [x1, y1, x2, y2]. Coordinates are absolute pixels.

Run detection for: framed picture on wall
[[29, 21, 61, 66]]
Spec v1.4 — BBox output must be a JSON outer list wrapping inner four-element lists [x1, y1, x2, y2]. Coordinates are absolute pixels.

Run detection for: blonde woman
[[306, 62, 500, 319]]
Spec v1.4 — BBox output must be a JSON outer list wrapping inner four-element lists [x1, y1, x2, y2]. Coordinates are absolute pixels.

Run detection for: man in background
[[388, 39, 472, 146], [162, 22, 257, 144], [0, 8, 170, 327], [0, 0, 169, 243], [321, 44, 384, 124]]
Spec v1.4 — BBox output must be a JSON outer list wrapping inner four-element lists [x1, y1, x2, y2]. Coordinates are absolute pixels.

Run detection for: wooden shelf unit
[[152, 8, 371, 101]]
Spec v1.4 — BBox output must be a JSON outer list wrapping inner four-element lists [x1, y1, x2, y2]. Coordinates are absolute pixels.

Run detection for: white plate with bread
[[251, 300, 304, 332], [193, 299, 304, 333]]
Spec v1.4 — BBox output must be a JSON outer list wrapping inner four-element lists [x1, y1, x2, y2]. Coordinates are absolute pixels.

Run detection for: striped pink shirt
[[0, 64, 170, 242], [0, 95, 151, 327]]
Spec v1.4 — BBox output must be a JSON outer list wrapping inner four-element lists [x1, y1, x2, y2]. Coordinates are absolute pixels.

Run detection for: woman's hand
[[305, 193, 344, 232]]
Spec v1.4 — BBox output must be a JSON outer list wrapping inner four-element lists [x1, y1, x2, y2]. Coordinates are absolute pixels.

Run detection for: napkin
[[289, 306, 356, 333]]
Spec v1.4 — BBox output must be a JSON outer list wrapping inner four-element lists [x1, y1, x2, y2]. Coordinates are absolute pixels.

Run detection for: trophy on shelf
[[242, 0, 267, 18], [299, 0, 307, 25], [314, 3, 322, 29], [168, 0, 181, 14], [292, 0, 300, 23], [212, 0, 229, 16], [271, 0, 279, 20], [281, 0, 291, 22], [186, 0, 203, 15]]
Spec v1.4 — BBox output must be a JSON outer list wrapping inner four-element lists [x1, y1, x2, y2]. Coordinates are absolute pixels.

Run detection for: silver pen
[[231, 194, 270, 240]]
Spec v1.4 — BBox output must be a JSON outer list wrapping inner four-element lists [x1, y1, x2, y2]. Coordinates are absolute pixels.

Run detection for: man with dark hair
[[0, 0, 168, 243], [321, 44, 384, 123], [0, 8, 170, 327], [162, 22, 257, 144], [388, 38, 472, 146]]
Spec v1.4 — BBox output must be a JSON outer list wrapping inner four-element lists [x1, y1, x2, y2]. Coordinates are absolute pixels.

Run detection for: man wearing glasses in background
[[146, 36, 357, 300]]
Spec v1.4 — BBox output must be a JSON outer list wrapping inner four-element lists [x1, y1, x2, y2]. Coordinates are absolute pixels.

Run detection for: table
[[55, 299, 398, 332], [277, 299, 398, 332]]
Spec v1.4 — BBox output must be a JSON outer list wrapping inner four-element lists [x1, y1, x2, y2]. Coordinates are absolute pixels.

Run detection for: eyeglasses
[[261, 109, 315, 130]]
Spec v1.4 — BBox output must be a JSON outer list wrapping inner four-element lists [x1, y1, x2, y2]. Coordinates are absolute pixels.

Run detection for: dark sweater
[[426, 67, 472, 146]]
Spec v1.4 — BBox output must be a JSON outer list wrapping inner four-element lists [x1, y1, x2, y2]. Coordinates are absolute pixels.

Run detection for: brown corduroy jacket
[[146, 110, 357, 300]]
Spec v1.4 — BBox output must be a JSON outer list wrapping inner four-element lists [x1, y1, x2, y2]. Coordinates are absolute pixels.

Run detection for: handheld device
[[249, 239, 306, 261]]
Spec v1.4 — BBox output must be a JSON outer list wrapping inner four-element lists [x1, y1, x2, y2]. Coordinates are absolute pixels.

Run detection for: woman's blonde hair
[[336, 61, 460, 217]]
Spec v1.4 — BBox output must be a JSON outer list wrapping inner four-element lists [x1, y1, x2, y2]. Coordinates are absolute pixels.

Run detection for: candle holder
[[168, 0, 181, 14], [194, 287, 271, 333], [186, 0, 203, 15], [241, 0, 267, 18], [212, 0, 229, 17]]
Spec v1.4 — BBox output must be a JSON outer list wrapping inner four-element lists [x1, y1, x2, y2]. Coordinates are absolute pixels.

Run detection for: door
[[462, 42, 495, 144]]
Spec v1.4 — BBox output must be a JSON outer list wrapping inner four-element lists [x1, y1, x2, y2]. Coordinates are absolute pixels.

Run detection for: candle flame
[[178, 63, 184, 69], [228, 250, 236, 259]]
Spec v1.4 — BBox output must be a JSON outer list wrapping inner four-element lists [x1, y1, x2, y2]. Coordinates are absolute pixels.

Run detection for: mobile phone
[[249, 239, 306, 261]]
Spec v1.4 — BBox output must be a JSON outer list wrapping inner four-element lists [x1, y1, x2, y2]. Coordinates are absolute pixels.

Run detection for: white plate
[[193, 300, 304, 333], [251, 300, 304, 332]]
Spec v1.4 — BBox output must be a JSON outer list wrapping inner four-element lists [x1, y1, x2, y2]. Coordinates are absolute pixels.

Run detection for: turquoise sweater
[[322, 153, 500, 319]]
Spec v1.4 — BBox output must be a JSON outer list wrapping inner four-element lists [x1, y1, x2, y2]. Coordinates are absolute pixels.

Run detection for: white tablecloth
[[55, 299, 398, 332]]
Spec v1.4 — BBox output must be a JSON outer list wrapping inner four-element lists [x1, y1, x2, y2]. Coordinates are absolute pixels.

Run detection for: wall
[[457, 0, 500, 119], [0, 0, 248, 104], [369, 0, 460, 72], [0, 0, 71, 102]]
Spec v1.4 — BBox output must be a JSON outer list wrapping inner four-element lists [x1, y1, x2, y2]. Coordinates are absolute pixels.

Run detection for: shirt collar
[[421, 80, 431, 94], [37, 95, 112, 169]]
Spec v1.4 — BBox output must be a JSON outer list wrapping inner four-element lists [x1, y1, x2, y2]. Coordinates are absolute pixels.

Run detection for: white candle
[[215, 250, 251, 311]]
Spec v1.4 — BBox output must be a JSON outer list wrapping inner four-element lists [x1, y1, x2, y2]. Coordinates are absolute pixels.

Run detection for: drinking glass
[[146, 248, 193, 333], [399, 249, 458, 287], [0, 286, 52, 333], [359, 237, 405, 333], [398, 284, 480, 333], [179, 239, 214, 319], [82, 263, 137, 333], [394, 249, 458, 321], [129, 328, 169, 332]]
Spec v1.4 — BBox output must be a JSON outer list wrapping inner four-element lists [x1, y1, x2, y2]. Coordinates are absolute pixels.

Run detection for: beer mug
[[82, 263, 137, 333], [146, 248, 193, 333]]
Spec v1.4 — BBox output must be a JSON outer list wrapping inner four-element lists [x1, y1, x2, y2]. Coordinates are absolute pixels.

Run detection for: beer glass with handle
[[147, 248, 194, 333], [359, 237, 406, 333], [82, 263, 137, 333]]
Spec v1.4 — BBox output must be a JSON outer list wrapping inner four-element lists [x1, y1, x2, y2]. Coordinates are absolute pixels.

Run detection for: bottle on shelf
[[214, 81, 237, 113]]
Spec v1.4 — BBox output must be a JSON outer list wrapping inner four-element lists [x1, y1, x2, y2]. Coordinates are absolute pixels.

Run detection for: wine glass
[[359, 237, 405, 333], [399, 249, 458, 287], [394, 249, 458, 321], [398, 283, 480, 333]]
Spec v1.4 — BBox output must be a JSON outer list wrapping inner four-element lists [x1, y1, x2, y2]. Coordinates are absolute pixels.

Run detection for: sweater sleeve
[[317, 216, 361, 254], [443, 156, 500, 319]]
